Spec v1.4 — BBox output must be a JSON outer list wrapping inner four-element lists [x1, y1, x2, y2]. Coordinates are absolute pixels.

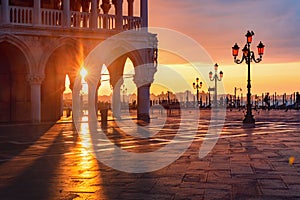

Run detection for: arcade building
[[0, 0, 157, 123]]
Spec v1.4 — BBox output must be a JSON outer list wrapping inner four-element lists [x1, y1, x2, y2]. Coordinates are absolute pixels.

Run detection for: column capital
[[27, 74, 45, 85], [101, 0, 111, 14], [133, 63, 156, 87]]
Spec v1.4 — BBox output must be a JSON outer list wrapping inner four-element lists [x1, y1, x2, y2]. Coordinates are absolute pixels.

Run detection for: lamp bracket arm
[[234, 55, 245, 64], [251, 51, 262, 63]]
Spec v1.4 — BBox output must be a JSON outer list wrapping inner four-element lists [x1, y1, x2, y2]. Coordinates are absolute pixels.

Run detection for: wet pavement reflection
[[0, 109, 300, 199]]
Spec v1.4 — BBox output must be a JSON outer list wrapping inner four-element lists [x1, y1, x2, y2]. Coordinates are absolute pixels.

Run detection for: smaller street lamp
[[121, 84, 127, 107], [209, 63, 223, 107], [193, 78, 202, 108], [234, 87, 242, 108]]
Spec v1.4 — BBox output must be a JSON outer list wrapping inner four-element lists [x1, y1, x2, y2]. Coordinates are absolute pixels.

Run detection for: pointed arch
[[40, 37, 86, 121], [0, 34, 32, 122], [39, 37, 85, 75], [0, 34, 35, 73]]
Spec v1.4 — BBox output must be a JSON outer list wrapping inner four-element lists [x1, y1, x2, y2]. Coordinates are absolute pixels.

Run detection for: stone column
[[114, 0, 123, 30], [133, 59, 156, 122], [27, 74, 44, 123], [2, 0, 9, 24], [33, 0, 41, 25], [101, 0, 111, 13], [140, 0, 148, 28], [91, 0, 98, 28], [112, 78, 123, 118], [101, 0, 111, 28], [127, 0, 134, 16], [137, 84, 151, 122], [63, 0, 70, 27], [87, 82, 97, 121]]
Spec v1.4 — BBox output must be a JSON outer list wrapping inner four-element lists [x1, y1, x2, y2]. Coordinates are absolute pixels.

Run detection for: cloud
[[149, 0, 300, 64]]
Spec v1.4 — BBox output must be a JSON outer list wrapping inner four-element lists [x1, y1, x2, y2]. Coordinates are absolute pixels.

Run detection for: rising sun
[[80, 67, 88, 79]]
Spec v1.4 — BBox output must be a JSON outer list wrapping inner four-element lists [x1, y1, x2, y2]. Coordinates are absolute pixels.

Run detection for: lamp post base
[[243, 114, 255, 124]]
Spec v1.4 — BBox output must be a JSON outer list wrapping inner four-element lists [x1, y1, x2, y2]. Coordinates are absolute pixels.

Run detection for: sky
[[145, 0, 300, 95], [83, 0, 300, 97]]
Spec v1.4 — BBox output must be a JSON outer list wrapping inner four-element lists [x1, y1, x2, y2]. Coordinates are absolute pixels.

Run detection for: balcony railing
[[123, 16, 143, 30], [41, 9, 62, 27], [0, 6, 142, 31], [97, 14, 116, 30], [10, 6, 33, 25]]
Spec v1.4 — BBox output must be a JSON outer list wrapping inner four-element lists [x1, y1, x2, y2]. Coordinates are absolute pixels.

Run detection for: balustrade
[[41, 9, 62, 26], [123, 16, 142, 30], [97, 14, 116, 29], [1, 5, 142, 31], [10, 6, 33, 25]]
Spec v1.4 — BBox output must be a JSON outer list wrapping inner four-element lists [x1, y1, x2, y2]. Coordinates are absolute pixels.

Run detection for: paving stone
[[251, 162, 273, 171], [232, 182, 260, 198], [231, 164, 254, 175], [183, 173, 207, 183], [204, 188, 231, 200], [281, 175, 300, 185], [207, 170, 231, 182], [259, 179, 287, 189], [260, 188, 300, 197]]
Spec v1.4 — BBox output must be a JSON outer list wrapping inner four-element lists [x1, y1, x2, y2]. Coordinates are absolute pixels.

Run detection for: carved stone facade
[[0, 0, 157, 123]]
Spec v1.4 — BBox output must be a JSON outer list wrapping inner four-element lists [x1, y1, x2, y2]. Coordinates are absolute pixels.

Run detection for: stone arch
[[82, 32, 156, 121], [0, 36, 31, 122], [39, 37, 84, 75], [106, 42, 145, 87], [0, 34, 35, 73], [41, 37, 84, 121]]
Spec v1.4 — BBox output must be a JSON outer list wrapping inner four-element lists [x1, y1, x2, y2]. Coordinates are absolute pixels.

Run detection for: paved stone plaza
[[0, 109, 300, 200]]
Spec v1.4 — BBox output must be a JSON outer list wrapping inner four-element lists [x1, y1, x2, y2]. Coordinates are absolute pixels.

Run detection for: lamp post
[[209, 63, 223, 108], [234, 87, 242, 108], [193, 78, 202, 108], [121, 84, 127, 107], [232, 30, 265, 124]]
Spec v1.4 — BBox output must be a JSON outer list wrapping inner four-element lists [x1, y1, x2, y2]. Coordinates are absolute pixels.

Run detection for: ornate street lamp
[[193, 78, 202, 108], [209, 63, 223, 107], [232, 30, 265, 124]]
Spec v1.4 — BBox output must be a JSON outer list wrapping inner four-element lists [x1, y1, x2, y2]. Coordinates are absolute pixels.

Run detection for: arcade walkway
[[0, 110, 300, 199]]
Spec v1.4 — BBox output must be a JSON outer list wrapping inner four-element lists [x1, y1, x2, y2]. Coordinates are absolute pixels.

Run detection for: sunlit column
[[115, 0, 123, 30], [2, 0, 9, 24], [63, 0, 70, 27], [33, 0, 41, 25], [137, 84, 151, 122], [101, 0, 111, 13], [112, 78, 123, 118], [140, 0, 148, 28], [27, 74, 44, 123], [91, 0, 98, 29], [101, 0, 111, 28], [87, 82, 98, 121], [128, 0, 134, 16], [95, 82, 101, 116], [133, 60, 156, 122]]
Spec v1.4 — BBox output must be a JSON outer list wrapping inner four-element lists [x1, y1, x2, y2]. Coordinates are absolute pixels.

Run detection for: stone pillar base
[[137, 113, 150, 123]]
